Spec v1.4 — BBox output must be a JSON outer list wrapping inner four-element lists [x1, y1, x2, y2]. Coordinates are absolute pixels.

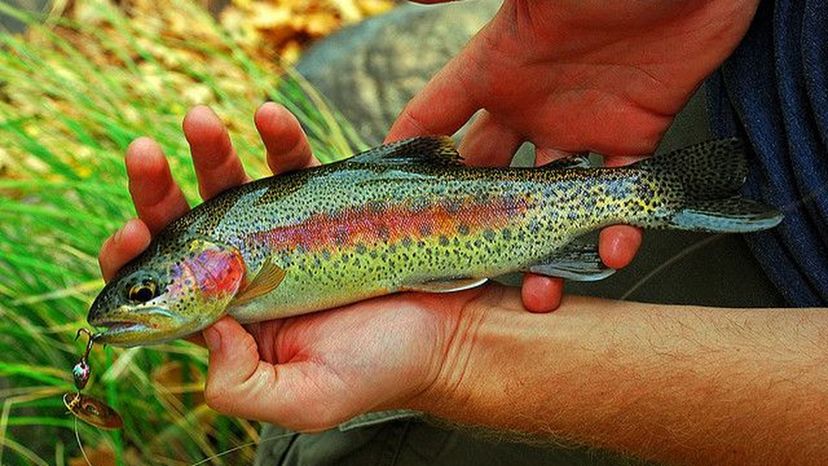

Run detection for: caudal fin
[[633, 138, 783, 233], [670, 198, 783, 232]]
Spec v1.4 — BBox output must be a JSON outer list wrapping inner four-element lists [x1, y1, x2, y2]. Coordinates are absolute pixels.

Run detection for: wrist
[[407, 286, 562, 424]]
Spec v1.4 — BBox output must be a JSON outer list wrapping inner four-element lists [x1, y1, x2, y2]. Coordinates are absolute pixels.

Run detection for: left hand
[[97, 104, 481, 429]]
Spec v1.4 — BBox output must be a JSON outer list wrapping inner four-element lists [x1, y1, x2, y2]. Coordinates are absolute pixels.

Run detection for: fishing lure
[[63, 391, 123, 430], [71, 329, 95, 390], [65, 329, 123, 430]]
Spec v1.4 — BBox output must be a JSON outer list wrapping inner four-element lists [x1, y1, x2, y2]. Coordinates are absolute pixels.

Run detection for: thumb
[[202, 317, 346, 430], [203, 316, 260, 393], [385, 51, 478, 142]]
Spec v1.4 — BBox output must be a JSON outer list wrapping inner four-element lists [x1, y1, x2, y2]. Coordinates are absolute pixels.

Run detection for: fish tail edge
[[633, 138, 783, 233]]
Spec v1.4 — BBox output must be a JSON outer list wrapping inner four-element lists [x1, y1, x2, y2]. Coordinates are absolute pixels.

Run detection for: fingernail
[[204, 326, 221, 352]]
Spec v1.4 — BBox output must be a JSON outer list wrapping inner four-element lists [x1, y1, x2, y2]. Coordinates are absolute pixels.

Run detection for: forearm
[[415, 288, 828, 465]]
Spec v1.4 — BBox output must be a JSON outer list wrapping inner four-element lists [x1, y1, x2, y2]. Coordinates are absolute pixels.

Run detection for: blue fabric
[[707, 0, 828, 307]]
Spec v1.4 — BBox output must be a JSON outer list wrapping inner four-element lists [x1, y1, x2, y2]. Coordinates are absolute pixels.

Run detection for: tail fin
[[670, 198, 783, 233], [633, 138, 783, 233]]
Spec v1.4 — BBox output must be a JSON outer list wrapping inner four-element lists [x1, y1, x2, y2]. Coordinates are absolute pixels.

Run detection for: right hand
[[98, 103, 317, 283], [388, 0, 761, 311]]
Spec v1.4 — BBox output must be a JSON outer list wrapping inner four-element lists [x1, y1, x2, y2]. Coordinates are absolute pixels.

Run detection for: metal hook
[[74, 328, 99, 361], [72, 329, 100, 390]]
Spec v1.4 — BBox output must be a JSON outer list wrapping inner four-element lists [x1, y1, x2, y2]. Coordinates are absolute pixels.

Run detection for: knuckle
[[400, 105, 430, 135], [240, 332, 259, 358]]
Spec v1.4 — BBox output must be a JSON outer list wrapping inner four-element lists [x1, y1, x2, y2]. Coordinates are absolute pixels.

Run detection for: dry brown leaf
[[220, 0, 395, 64]]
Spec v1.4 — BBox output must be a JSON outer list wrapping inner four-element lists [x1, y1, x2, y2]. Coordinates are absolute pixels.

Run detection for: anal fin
[[403, 278, 488, 293], [529, 240, 615, 282]]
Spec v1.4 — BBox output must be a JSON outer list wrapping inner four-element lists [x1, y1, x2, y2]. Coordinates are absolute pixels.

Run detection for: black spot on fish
[[458, 224, 470, 236], [482, 229, 496, 241], [445, 200, 462, 213], [419, 224, 432, 236], [376, 225, 390, 241], [367, 200, 384, 213], [439, 235, 449, 246], [334, 229, 348, 246]]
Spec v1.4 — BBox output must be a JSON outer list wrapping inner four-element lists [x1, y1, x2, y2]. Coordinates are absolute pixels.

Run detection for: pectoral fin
[[232, 257, 287, 306], [529, 240, 615, 281], [403, 278, 488, 293]]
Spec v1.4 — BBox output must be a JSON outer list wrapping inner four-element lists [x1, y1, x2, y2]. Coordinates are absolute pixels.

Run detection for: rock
[[296, 0, 500, 144]]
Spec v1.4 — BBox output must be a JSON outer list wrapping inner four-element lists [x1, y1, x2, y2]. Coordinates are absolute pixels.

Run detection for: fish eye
[[128, 280, 157, 303]]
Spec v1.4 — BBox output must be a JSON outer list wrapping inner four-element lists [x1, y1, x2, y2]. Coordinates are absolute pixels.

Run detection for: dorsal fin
[[542, 154, 591, 170], [347, 136, 463, 166]]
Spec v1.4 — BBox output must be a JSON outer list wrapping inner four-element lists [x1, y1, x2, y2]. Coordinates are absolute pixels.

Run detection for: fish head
[[88, 237, 246, 347]]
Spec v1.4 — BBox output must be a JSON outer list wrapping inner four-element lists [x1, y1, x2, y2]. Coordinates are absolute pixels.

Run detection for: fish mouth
[[90, 320, 153, 344], [88, 305, 186, 346], [94, 320, 151, 334]]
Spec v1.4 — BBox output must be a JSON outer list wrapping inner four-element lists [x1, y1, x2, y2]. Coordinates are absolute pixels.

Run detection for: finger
[[98, 218, 151, 282], [202, 317, 341, 430], [183, 105, 249, 200], [458, 111, 523, 167], [597, 154, 646, 269], [599, 226, 643, 269], [254, 102, 318, 174], [126, 137, 190, 234], [386, 53, 479, 142], [521, 274, 564, 313]]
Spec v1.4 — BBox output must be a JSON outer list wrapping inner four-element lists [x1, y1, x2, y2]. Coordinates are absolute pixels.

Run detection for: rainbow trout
[[88, 137, 782, 346]]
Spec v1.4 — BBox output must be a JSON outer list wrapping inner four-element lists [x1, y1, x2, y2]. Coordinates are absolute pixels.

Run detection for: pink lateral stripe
[[250, 196, 530, 253]]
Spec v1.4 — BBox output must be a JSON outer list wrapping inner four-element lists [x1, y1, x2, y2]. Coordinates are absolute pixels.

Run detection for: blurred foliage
[[0, 0, 366, 464], [221, 0, 395, 64]]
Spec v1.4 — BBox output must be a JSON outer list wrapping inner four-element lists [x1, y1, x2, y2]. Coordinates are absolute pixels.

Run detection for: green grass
[[0, 1, 364, 464]]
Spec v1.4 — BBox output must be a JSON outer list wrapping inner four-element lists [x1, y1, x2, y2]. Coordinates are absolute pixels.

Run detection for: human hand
[[98, 103, 316, 283], [388, 0, 760, 312], [97, 104, 476, 429]]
